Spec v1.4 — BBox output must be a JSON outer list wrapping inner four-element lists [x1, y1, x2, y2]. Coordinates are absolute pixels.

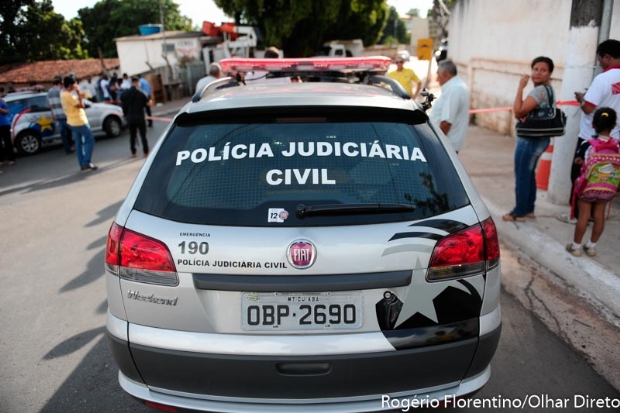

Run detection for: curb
[[483, 195, 620, 328]]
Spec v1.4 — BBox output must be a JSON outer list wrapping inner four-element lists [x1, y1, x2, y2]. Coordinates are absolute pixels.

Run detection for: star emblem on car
[[35, 114, 54, 132]]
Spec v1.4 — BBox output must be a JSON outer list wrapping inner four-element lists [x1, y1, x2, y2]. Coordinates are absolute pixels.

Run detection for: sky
[[51, 0, 433, 27]]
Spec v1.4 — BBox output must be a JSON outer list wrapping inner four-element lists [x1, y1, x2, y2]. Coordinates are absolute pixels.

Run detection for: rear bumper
[[107, 310, 501, 412], [118, 367, 491, 413]]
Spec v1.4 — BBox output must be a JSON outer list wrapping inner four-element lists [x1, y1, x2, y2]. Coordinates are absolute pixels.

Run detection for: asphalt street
[[0, 113, 618, 413]]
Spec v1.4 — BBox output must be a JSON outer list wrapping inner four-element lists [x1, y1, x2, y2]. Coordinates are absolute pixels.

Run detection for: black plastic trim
[[130, 338, 478, 399], [383, 318, 479, 350], [408, 219, 470, 233], [464, 323, 502, 379], [192, 270, 412, 292], [389, 231, 444, 241], [106, 332, 144, 384]]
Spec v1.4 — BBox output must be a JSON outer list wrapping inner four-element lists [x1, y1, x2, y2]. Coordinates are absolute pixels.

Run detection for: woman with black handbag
[[503, 56, 557, 222]]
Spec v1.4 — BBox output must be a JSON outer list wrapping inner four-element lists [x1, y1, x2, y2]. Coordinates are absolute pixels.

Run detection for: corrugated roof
[[0, 58, 120, 84]]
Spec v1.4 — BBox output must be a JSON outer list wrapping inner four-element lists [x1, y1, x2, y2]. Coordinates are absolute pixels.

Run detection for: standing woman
[[503, 56, 556, 222]]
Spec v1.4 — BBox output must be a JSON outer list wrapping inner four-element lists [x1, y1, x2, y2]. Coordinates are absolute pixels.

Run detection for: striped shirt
[[47, 87, 66, 120]]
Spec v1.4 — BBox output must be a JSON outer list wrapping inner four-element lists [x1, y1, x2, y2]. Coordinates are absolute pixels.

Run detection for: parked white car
[[6, 91, 125, 155]]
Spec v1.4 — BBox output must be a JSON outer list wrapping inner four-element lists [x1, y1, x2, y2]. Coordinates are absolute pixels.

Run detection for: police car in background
[[5, 91, 124, 155], [105, 57, 501, 413]]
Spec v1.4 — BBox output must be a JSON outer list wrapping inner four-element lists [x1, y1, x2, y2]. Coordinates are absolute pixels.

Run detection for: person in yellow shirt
[[61, 76, 98, 172], [387, 58, 422, 99]]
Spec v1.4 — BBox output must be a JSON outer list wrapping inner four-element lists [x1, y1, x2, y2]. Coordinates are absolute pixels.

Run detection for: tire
[[103, 116, 123, 137], [15, 131, 42, 155]]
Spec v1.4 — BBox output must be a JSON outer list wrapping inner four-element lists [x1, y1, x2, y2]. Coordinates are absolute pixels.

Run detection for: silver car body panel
[[105, 78, 502, 411]]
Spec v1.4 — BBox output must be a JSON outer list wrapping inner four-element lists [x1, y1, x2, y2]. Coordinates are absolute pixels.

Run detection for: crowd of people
[[3, 44, 620, 257], [61, 71, 153, 171], [386, 40, 620, 259], [0, 70, 154, 174], [498, 39, 620, 259]]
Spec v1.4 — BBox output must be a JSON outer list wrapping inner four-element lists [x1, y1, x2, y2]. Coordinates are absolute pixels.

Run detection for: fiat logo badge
[[287, 239, 316, 269]]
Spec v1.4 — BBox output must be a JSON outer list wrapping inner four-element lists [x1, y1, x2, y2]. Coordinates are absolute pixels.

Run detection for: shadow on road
[[39, 336, 151, 413], [0, 158, 135, 198], [59, 249, 105, 293], [86, 201, 123, 228]]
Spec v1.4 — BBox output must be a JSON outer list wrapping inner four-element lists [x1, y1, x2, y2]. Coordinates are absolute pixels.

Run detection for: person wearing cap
[[60, 76, 97, 171], [121, 76, 151, 158], [47, 77, 74, 154]]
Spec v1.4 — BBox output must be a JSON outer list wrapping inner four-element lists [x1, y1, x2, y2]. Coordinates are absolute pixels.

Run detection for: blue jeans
[[512, 136, 550, 216], [57, 119, 72, 153], [68, 123, 95, 167]]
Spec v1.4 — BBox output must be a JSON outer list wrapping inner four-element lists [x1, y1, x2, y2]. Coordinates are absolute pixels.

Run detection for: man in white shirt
[[100, 74, 111, 102], [79, 75, 98, 101], [430, 60, 470, 153], [195, 63, 222, 95], [557, 39, 620, 224]]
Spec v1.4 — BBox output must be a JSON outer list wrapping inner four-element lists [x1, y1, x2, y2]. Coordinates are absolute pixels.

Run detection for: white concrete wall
[[449, 0, 573, 134], [409, 16, 430, 55], [450, 0, 620, 135]]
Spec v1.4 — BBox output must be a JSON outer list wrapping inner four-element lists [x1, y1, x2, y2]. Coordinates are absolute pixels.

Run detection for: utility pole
[[547, 0, 603, 205]]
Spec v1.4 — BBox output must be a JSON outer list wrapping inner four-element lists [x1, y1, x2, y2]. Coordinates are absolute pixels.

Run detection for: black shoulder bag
[[515, 85, 567, 138]]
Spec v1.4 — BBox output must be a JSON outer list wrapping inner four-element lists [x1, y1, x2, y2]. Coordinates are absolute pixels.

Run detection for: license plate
[[241, 291, 362, 331]]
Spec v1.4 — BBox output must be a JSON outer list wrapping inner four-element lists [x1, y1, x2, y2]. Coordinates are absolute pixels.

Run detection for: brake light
[[105, 222, 178, 286], [105, 222, 123, 272], [427, 218, 500, 281], [143, 401, 178, 412], [219, 56, 392, 74], [482, 218, 500, 266]]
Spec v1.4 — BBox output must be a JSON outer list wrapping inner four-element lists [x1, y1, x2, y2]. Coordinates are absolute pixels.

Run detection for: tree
[[79, 0, 192, 59], [379, 6, 409, 45], [0, 0, 34, 64], [0, 0, 87, 65], [429, 0, 456, 41], [214, 0, 389, 57]]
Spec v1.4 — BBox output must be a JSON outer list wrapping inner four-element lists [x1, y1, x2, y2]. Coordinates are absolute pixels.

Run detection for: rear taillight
[[482, 217, 500, 268], [427, 218, 500, 281], [143, 401, 178, 412], [105, 222, 178, 286]]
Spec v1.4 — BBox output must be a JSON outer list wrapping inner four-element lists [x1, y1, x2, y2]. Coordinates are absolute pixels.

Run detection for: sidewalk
[[150, 95, 620, 328], [459, 126, 620, 327]]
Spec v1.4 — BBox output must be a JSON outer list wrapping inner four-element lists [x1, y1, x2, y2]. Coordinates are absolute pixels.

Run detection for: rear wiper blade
[[296, 203, 416, 219]]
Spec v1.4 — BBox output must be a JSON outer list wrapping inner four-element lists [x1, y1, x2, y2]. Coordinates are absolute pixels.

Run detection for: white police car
[[6, 91, 124, 155], [105, 57, 501, 412]]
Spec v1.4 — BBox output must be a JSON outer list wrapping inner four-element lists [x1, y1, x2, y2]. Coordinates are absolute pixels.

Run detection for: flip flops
[[502, 211, 526, 222]]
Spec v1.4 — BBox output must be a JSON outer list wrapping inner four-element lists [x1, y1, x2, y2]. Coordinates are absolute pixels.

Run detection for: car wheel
[[104, 116, 123, 137], [15, 131, 42, 155]]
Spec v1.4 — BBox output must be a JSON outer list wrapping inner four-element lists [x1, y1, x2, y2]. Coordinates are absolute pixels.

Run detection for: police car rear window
[[134, 118, 469, 226]]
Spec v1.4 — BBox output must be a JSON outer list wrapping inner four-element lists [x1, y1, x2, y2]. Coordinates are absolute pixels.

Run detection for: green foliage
[[214, 0, 389, 57], [79, 0, 192, 59], [379, 6, 409, 45], [0, 0, 88, 64]]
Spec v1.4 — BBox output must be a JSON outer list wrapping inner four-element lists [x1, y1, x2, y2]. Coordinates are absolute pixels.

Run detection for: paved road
[[0, 119, 618, 413]]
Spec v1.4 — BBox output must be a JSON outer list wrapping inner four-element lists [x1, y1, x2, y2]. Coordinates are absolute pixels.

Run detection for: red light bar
[[219, 57, 392, 74]]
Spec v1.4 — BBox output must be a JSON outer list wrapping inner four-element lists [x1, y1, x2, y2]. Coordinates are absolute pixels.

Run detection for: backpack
[[574, 138, 620, 205]]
